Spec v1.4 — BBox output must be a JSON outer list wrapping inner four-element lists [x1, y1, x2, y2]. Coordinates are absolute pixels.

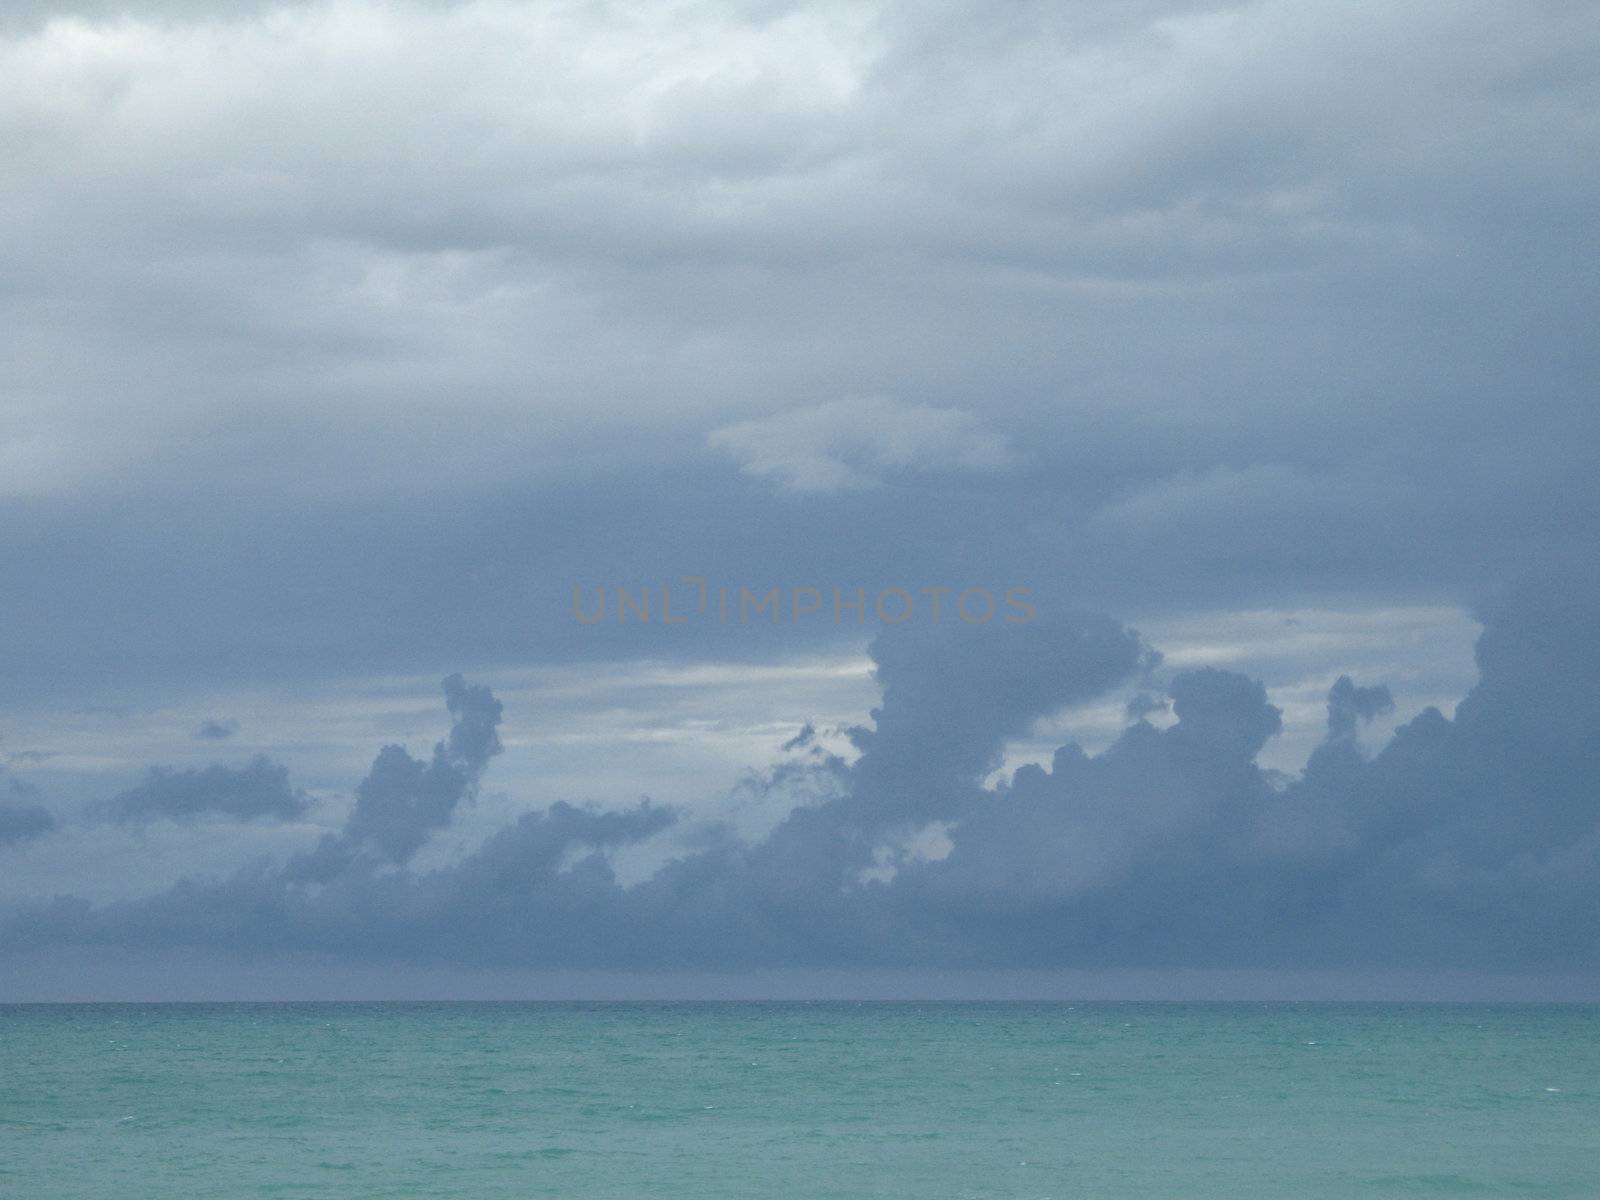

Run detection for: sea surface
[[1, 1002, 1596, 1198]]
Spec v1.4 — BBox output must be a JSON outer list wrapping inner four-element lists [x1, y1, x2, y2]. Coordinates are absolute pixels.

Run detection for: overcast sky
[[2, 0, 1598, 999]]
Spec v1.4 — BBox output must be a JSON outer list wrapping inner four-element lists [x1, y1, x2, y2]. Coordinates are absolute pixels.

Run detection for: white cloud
[[3, 0, 1592, 502], [709, 395, 1016, 492], [858, 819, 955, 886]]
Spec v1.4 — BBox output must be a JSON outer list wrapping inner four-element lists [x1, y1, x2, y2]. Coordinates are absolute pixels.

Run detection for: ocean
[[2, 1002, 1595, 1198]]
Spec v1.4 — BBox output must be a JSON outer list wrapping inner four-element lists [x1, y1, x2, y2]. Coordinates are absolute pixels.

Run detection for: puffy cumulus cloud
[[416, 578, 1543, 973], [9, 572, 1600, 975], [909, 671, 1288, 913], [1324, 676, 1393, 745], [709, 397, 1016, 492], [96, 756, 307, 824], [0, 619, 1147, 963], [839, 611, 1151, 828], [842, 584, 1600, 970], [919, 578, 1600, 971], [292, 673, 502, 877]]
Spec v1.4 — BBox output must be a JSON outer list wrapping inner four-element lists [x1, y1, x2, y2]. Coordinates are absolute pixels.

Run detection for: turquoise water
[[1, 1003, 1596, 1198]]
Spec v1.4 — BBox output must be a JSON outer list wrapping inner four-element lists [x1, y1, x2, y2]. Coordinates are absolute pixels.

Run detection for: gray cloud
[[1124, 692, 1169, 723], [97, 757, 306, 825], [194, 719, 239, 741], [9, 571, 1599, 973], [291, 674, 503, 878], [0, 0, 1595, 705], [838, 611, 1151, 829], [0, 1, 1598, 989], [1324, 676, 1394, 745], [0, 765, 54, 845], [709, 397, 1016, 493], [0, 802, 54, 845], [781, 723, 818, 753]]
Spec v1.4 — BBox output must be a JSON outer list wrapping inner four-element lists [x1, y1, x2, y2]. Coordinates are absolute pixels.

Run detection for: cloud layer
[[1, 0, 1597, 703], [96, 757, 306, 825], [0, 1, 1596, 988], [6, 571, 1597, 972], [709, 397, 1016, 492]]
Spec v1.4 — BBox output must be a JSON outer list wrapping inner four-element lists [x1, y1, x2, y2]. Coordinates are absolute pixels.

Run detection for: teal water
[[1, 1003, 1596, 1198]]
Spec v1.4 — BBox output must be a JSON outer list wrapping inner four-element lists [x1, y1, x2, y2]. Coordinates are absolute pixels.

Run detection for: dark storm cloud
[[97, 756, 306, 824], [7, 572, 1599, 971], [1, 1, 1598, 702]]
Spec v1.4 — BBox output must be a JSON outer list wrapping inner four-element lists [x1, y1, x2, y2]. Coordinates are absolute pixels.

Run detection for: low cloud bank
[[6, 576, 1598, 972]]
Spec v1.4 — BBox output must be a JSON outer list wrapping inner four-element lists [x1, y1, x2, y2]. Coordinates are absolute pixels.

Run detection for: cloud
[[194, 719, 239, 741], [1165, 668, 1283, 761], [708, 397, 1016, 493], [839, 610, 1151, 827], [0, 765, 54, 845], [1125, 692, 1169, 722], [10, 569, 1600, 973], [0, 2, 1598, 982], [97, 756, 307, 825], [0, 0, 1595, 703], [1324, 675, 1394, 744], [0, 802, 54, 845], [853, 573, 1600, 969], [781, 722, 817, 753], [291, 673, 503, 877]]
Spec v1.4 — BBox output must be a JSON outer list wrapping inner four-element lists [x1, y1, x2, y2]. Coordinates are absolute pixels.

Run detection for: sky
[[2, 0, 1598, 999]]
